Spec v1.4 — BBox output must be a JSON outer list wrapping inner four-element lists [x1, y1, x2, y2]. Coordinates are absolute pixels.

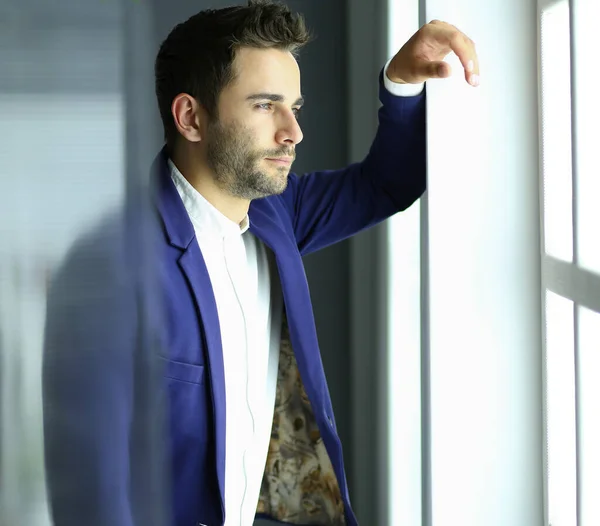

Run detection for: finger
[[436, 61, 452, 79], [448, 31, 480, 86], [416, 59, 452, 80], [431, 22, 480, 86]]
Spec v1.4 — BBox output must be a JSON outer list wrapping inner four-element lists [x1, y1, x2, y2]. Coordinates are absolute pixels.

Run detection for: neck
[[170, 148, 250, 226]]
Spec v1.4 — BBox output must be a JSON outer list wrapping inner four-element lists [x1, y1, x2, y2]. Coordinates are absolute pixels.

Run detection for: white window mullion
[[386, 2, 423, 526]]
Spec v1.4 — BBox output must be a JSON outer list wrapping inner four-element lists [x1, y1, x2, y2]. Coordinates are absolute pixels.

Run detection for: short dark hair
[[155, 0, 311, 148]]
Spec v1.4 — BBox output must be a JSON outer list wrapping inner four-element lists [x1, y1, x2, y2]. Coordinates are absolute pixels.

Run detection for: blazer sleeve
[[42, 219, 137, 526], [280, 70, 427, 256]]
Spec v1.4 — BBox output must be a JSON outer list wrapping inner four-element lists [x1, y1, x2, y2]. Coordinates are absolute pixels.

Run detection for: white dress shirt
[[169, 161, 282, 526], [168, 63, 420, 526]]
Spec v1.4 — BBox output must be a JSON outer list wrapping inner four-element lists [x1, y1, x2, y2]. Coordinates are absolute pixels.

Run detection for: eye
[[292, 107, 303, 118], [255, 102, 273, 111]]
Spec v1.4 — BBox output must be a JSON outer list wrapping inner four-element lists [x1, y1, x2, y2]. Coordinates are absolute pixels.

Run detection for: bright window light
[[545, 290, 577, 526], [540, 0, 573, 263], [386, 2, 421, 526], [578, 306, 600, 526], [573, 0, 600, 275]]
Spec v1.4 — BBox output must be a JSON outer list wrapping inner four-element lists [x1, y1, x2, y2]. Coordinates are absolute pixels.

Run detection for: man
[[43, 2, 479, 526]]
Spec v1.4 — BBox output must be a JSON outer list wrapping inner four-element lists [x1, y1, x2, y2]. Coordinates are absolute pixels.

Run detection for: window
[[572, 1, 600, 275], [386, 2, 422, 525], [578, 306, 600, 526], [544, 290, 576, 526], [540, 0, 573, 263], [539, 0, 600, 524]]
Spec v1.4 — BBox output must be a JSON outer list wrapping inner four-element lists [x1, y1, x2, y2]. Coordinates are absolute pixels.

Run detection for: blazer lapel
[[178, 247, 226, 507], [248, 201, 324, 406], [153, 149, 226, 516]]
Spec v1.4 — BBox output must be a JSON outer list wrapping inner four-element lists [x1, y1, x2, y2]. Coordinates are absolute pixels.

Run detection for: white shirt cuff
[[383, 58, 425, 97]]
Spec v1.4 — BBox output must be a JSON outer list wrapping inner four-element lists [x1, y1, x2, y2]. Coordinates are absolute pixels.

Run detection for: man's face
[[205, 47, 304, 200]]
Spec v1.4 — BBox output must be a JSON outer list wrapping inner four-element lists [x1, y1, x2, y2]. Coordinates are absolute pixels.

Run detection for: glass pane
[[387, 204, 422, 526], [573, 0, 600, 274], [545, 290, 577, 526], [578, 306, 600, 526], [0, 0, 124, 523], [540, 0, 574, 263]]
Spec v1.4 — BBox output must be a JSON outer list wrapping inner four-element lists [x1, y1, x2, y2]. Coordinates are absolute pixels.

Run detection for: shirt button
[[327, 414, 334, 427]]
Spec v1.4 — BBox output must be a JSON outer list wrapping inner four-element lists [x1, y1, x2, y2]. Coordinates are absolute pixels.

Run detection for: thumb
[[415, 59, 452, 80]]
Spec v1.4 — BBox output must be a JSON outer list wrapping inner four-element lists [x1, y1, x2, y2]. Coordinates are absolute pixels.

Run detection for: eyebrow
[[246, 93, 305, 106]]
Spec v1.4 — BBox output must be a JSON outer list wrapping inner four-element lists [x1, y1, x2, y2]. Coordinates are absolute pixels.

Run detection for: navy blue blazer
[[43, 74, 426, 526]]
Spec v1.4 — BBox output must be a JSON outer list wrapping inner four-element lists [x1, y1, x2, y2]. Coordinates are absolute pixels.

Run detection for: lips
[[266, 157, 293, 165]]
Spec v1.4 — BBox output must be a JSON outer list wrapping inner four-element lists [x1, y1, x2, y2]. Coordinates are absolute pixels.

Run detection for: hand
[[387, 20, 480, 87]]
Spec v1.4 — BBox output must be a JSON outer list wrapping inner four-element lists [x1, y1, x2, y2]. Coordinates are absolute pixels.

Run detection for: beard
[[205, 118, 295, 201]]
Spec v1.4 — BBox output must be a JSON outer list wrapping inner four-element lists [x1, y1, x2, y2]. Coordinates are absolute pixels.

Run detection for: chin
[[275, 177, 289, 194], [269, 174, 290, 197], [261, 177, 287, 198]]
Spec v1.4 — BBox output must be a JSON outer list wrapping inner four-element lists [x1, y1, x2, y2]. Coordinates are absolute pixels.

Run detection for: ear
[[171, 93, 208, 144]]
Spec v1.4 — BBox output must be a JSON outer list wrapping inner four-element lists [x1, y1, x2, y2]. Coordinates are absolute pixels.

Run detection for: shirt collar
[[168, 159, 250, 237]]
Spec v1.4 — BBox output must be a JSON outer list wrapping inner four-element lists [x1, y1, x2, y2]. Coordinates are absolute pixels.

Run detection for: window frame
[[538, 0, 600, 524]]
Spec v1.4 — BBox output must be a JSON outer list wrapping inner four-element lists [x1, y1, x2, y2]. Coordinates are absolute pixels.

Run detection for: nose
[[275, 110, 304, 146]]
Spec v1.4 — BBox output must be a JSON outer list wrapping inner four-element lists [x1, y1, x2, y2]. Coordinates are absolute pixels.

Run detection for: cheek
[[246, 111, 279, 136], [247, 126, 276, 153], [230, 113, 278, 154]]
